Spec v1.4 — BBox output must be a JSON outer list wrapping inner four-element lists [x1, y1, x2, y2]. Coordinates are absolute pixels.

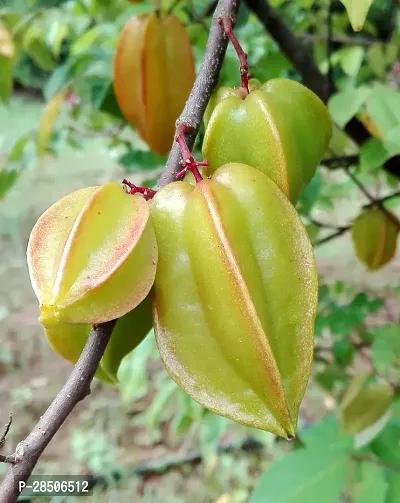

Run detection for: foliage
[[0, 0, 400, 501]]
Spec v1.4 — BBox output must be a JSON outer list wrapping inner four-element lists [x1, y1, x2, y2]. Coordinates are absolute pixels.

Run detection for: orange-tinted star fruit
[[113, 13, 195, 154], [351, 208, 399, 271], [27, 182, 157, 326]]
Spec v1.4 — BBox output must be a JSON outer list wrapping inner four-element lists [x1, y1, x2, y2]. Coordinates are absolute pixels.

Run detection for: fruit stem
[[122, 180, 157, 200], [218, 16, 249, 94], [175, 124, 207, 183]]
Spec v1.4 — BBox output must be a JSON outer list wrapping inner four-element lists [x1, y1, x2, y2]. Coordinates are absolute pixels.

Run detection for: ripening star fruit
[[113, 12, 195, 155], [351, 208, 399, 271], [151, 163, 318, 438], [202, 79, 332, 203], [27, 182, 157, 327], [44, 293, 153, 383]]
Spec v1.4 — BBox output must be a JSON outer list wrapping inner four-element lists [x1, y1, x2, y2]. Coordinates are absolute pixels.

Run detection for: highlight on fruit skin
[[44, 293, 153, 384], [113, 12, 195, 155], [151, 162, 318, 439], [27, 182, 158, 327], [351, 207, 399, 271], [202, 78, 332, 203]]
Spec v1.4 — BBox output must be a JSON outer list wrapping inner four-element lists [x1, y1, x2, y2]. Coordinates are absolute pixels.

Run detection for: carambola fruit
[[44, 293, 153, 383], [113, 12, 195, 155], [351, 207, 399, 271], [202, 79, 332, 203], [150, 163, 318, 438], [27, 182, 157, 327]]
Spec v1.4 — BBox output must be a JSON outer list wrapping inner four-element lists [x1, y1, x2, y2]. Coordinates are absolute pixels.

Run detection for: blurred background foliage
[[0, 0, 399, 502]]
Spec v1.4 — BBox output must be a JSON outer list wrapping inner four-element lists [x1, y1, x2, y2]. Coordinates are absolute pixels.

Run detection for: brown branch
[[344, 168, 400, 229], [321, 155, 359, 170], [300, 33, 383, 47], [245, 0, 400, 179], [158, 0, 239, 187], [0, 320, 116, 501], [0, 414, 12, 449], [0, 1, 239, 501], [313, 187, 400, 246], [313, 226, 350, 246]]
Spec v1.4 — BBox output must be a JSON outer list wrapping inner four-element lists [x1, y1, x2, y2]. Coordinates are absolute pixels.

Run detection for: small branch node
[[122, 179, 157, 200], [175, 126, 207, 182]]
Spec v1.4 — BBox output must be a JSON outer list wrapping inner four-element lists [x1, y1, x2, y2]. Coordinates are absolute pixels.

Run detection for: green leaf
[[339, 46, 365, 77], [249, 442, 350, 503], [366, 85, 400, 138], [7, 132, 32, 163], [353, 462, 387, 503], [340, 377, 394, 435], [0, 55, 14, 102], [386, 473, 400, 503], [300, 417, 353, 452], [367, 45, 386, 77], [371, 325, 400, 374], [360, 138, 391, 172], [298, 171, 321, 215], [370, 419, 400, 465], [354, 408, 392, 449], [0, 169, 19, 200], [46, 20, 69, 57], [328, 87, 371, 128], [118, 150, 166, 173], [384, 127, 400, 155], [98, 83, 125, 120], [340, 0, 374, 31], [24, 36, 54, 72], [0, 22, 15, 102], [333, 339, 355, 366]]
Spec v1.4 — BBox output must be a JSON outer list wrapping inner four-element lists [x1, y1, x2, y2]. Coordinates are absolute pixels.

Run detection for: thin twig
[[0, 1, 240, 501], [321, 155, 360, 170], [0, 321, 117, 501], [312, 188, 400, 246], [309, 218, 346, 231], [344, 168, 400, 229], [158, 0, 239, 187], [313, 226, 350, 246], [363, 190, 400, 208], [0, 414, 12, 449]]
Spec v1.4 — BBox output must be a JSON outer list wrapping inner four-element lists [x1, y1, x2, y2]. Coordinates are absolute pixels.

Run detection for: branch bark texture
[[158, 0, 239, 187], [0, 1, 239, 500], [0, 320, 116, 502]]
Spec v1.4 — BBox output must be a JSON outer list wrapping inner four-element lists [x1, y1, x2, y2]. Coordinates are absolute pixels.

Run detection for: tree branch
[[344, 168, 400, 228], [0, 1, 239, 500], [245, 0, 400, 179], [0, 320, 116, 501], [321, 155, 359, 170], [158, 0, 239, 187]]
